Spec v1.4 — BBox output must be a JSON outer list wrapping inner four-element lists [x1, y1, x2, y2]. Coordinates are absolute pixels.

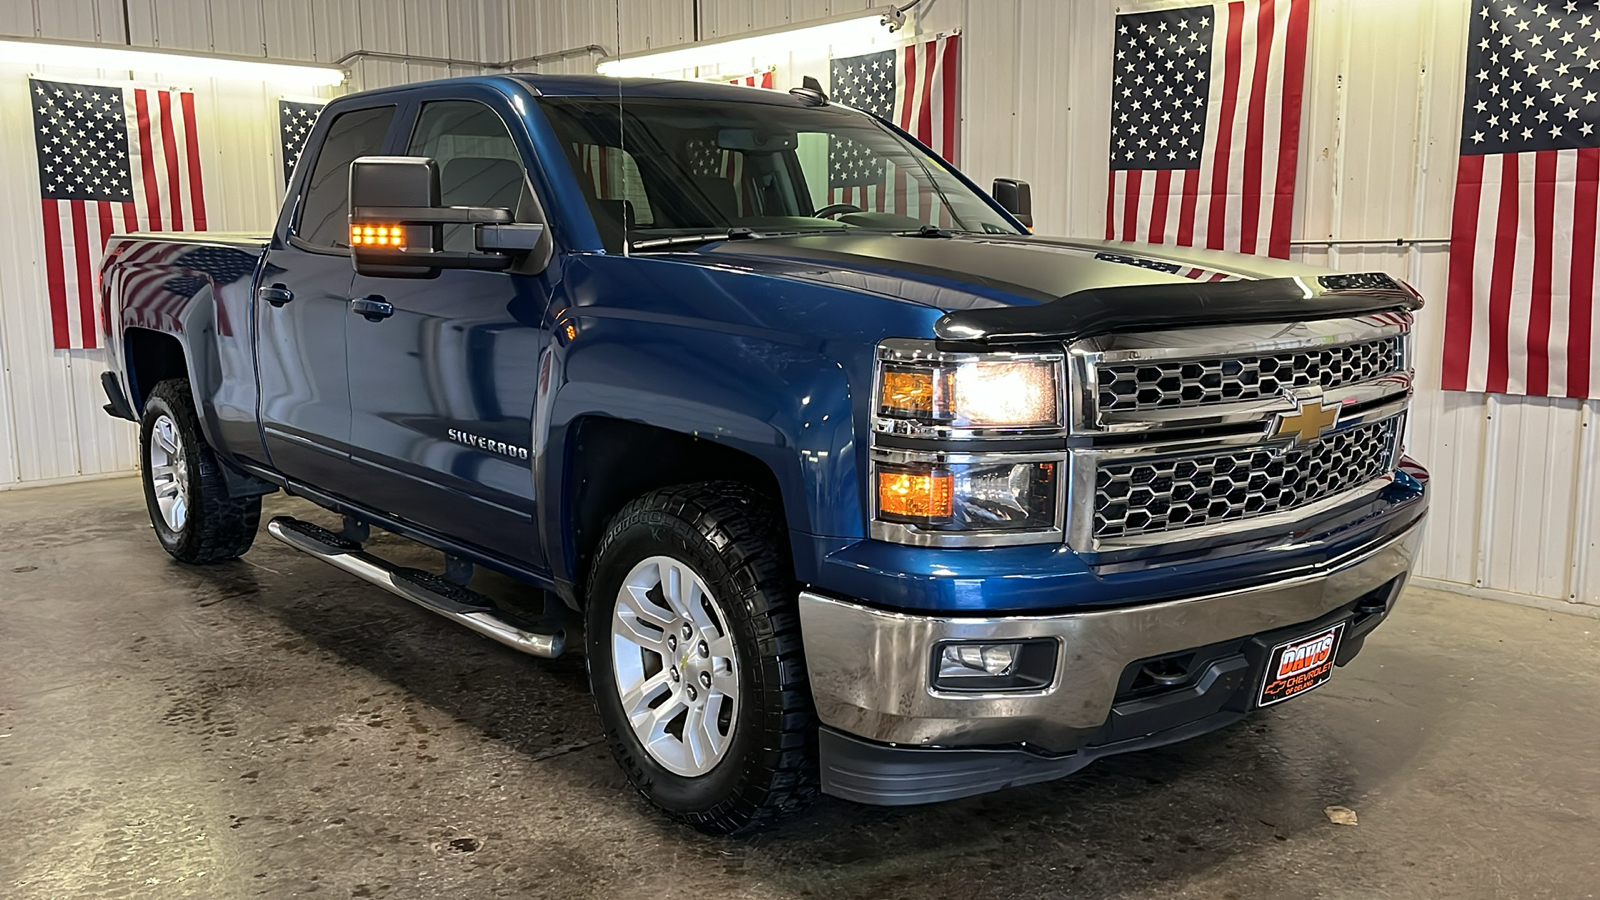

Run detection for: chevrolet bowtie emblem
[[1272, 398, 1341, 444]]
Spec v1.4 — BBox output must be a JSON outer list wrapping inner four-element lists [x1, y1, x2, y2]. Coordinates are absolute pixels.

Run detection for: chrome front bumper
[[799, 519, 1423, 752]]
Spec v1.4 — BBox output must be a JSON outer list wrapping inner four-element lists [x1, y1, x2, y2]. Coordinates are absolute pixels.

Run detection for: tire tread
[[587, 481, 817, 834], [142, 379, 260, 564]]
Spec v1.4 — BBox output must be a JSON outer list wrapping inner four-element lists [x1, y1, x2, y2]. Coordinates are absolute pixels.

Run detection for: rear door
[[342, 96, 552, 563], [256, 102, 399, 486]]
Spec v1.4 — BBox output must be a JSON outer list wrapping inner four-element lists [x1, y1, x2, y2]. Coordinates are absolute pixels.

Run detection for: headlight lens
[[878, 358, 1061, 429], [876, 461, 1056, 532], [951, 360, 1060, 426]]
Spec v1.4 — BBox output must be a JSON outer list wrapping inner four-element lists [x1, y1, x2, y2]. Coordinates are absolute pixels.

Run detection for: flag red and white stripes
[[1440, 0, 1600, 399], [30, 78, 207, 350], [1442, 152, 1600, 398], [727, 70, 775, 89], [1105, 0, 1309, 259]]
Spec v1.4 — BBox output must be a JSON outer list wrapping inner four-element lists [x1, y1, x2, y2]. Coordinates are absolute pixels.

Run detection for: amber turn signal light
[[880, 368, 938, 415], [877, 468, 953, 519], [349, 224, 407, 247]]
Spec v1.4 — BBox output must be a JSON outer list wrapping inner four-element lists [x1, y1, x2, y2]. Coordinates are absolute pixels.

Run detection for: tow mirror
[[347, 156, 544, 276], [992, 177, 1033, 230]]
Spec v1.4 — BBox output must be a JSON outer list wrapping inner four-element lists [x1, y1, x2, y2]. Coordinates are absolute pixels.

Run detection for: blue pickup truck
[[98, 74, 1428, 833]]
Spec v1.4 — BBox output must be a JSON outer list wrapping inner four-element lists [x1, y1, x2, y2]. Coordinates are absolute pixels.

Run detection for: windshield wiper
[[630, 227, 760, 250]]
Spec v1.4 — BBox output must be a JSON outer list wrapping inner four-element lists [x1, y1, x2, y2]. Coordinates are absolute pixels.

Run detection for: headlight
[[871, 340, 1067, 546], [875, 459, 1057, 533], [877, 354, 1062, 430]]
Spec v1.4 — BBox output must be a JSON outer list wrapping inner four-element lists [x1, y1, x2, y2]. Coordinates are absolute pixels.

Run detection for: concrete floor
[[1, 479, 1597, 900]]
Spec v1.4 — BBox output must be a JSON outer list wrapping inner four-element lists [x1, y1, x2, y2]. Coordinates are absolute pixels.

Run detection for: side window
[[407, 100, 535, 251], [296, 105, 395, 249]]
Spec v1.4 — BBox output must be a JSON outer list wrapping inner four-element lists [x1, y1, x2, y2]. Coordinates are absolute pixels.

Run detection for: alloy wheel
[[147, 413, 189, 532], [609, 555, 740, 777]]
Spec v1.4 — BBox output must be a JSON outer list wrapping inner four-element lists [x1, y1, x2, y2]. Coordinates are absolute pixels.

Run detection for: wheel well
[[566, 417, 785, 602], [124, 329, 188, 413]]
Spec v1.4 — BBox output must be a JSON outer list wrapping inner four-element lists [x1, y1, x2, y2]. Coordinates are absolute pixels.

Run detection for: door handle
[[350, 295, 394, 322], [258, 285, 294, 307]]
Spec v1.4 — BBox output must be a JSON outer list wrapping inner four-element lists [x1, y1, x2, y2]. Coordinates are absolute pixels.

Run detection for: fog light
[[939, 643, 1020, 678], [931, 639, 1057, 692]]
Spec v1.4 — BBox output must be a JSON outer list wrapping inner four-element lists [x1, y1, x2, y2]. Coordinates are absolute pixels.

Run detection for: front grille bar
[[1065, 313, 1414, 557]]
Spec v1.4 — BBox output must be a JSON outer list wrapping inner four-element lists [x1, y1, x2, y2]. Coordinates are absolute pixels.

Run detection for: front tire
[[586, 482, 816, 834], [139, 378, 260, 564]]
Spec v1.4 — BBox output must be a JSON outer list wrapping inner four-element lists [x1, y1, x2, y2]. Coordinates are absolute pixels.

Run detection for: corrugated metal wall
[[1, 1, 1593, 608], [0, 0, 511, 494]]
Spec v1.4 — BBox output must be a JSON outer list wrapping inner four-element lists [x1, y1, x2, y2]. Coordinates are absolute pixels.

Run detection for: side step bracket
[[266, 516, 565, 658]]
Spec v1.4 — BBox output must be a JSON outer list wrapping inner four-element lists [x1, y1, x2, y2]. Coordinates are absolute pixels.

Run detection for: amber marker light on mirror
[[877, 468, 954, 520], [349, 224, 407, 247]]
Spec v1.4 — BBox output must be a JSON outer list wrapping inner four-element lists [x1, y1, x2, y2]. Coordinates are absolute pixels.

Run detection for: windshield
[[537, 95, 1022, 252]]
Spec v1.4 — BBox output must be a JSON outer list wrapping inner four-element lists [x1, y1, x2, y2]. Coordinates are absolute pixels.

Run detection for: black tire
[[586, 482, 816, 834], [139, 378, 260, 564]]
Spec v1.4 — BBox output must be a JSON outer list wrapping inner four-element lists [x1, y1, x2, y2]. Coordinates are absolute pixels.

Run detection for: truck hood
[[693, 233, 1420, 342]]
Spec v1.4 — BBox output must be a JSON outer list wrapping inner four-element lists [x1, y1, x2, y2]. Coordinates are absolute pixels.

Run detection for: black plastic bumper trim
[[819, 711, 1246, 806]]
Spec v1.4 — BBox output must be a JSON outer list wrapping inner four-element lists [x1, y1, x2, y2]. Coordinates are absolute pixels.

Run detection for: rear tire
[[139, 378, 260, 564], [586, 482, 816, 834]]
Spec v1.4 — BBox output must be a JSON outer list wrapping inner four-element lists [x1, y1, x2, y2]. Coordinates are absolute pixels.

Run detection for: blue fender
[[535, 252, 946, 594]]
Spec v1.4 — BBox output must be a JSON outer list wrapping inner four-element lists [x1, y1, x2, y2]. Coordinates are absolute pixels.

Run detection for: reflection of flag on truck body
[[827, 35, 960, 217], [1441, 0, 1600, 399], [29, 77, 207, 350], [1104, 0, 1310, 259]]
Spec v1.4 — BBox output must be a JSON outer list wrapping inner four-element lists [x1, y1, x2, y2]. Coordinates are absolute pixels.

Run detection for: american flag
[[827, 34, 960, 217], [279, 99, 323, 187], [1104, 1, 1310, 259], [29, 78, 206, 350], [1442, 0, 1600, 399]]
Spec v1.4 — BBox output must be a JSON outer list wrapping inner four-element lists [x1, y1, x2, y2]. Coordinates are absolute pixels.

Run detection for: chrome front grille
[[1092, 416, 1403, 540], [1097, 336, 1404, 413], [1067, 314, 1415, 555]]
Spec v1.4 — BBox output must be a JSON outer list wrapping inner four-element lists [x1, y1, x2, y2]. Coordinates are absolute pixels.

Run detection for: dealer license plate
[[1257, 622, 1345, 707]]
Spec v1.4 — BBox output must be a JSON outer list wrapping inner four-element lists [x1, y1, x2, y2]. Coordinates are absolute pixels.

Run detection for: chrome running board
[[266, 515, 565, 658]]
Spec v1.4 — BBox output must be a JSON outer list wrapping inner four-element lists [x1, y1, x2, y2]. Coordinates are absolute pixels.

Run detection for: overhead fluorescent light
[[597, 15, 889, 79], [0, 36, 345, 87]]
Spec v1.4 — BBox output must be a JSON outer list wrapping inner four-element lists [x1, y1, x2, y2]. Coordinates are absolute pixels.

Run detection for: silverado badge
[[1271, 397, 1340, 445]]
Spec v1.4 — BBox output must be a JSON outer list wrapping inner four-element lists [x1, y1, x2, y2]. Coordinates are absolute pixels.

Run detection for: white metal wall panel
[[28, 0, 125, 42], [0, 62, 138, 487], [0, 0, 495, 489], [207, 0, 266, 55], [0, 3, 34, 35], [262, 0, 319, 61], [1578, 403, 1599, 603], [1289, 0, 1595, 609], [311, 0, 365, 66], [697, 0, 878, 39]]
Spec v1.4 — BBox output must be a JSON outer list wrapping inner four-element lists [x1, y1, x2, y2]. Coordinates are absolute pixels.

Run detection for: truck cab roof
[[341, 72, 811, 107]]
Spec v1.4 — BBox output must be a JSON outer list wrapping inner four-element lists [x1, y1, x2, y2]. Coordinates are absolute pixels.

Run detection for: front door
[[256, 102, 398, 488], [342, 98, 551, 564]]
